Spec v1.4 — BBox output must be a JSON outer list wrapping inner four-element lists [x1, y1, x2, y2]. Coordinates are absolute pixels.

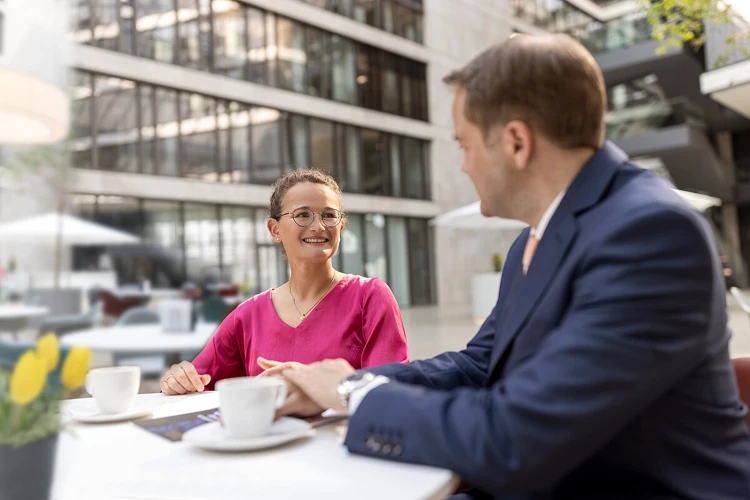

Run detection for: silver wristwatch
[[337, 372, 376, 411]]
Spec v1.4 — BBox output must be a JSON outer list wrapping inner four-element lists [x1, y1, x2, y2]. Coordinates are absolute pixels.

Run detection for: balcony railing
[[576, 12, 653, 54], [605, 97, 704, 141]]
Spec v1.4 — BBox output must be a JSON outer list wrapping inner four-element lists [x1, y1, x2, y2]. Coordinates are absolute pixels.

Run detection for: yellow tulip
[[9, 351, 47, 406], [60, 347, 91, 391], [36, 333, 60, 372]]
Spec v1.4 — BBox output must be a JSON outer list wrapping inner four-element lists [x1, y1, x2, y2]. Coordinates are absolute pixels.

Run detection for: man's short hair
[[444, 34, 607, 149]]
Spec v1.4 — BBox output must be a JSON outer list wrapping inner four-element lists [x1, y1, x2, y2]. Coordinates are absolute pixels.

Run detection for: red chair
[[216, 284, 239, 297], [732, 357, 750, 429], [98, 290, 149, 320]]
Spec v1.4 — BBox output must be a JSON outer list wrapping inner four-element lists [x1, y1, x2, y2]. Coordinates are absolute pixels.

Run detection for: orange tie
[[522, 234, 539, 275]]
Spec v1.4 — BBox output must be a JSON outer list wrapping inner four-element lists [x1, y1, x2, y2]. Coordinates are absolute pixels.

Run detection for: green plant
[[492, 254, 504, 273], [0, 334, 91, 448], [643, 0, 750, 67]]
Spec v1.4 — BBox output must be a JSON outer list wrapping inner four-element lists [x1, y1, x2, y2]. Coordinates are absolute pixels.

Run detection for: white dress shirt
[[347, 191, 568, 416]]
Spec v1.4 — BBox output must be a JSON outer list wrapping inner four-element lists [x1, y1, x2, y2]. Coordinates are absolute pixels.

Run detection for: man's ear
[[502, 120, 534, 171]]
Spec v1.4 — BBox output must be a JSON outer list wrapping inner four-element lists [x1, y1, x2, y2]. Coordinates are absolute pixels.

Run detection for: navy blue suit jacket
[[344, 142, 750, 499]]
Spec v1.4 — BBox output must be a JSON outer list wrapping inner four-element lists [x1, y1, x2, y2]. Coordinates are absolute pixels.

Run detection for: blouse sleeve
[[191, 308, 247, 390], [360, 278, 410, 368]]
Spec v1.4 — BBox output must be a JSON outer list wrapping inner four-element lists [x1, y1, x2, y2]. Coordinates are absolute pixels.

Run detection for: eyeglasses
[[279, 208, 343, 227]]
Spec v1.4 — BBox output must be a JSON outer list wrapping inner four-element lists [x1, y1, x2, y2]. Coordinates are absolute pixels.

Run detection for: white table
[[60, 323, 218, 366], [0, 305, 49, 339], [113, 288, 181, 300], [53, 392, 459, 500]]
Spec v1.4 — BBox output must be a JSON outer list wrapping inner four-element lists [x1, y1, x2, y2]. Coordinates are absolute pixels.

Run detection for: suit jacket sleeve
[[344, 206, 716, 494], [366, 305, 497, 389]]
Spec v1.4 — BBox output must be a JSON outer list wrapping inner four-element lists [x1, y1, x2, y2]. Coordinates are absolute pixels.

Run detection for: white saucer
[[182, 418, 314, 452], [64, 399, 156, 423]]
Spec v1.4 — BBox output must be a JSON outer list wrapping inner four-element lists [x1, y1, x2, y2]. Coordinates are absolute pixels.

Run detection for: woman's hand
[[160, 361, 211, 395], [257, 357, 304, 378]]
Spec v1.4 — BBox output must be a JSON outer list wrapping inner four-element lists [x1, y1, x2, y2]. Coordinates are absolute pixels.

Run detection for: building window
[[331, 35, 357, 105], [72, 2, 427, 121], [310, 118, 335, 175], [179, 93, 218, 181], [250, 107, 286, 184], [361, 129, 385, 195], [71, 70, 430, 199], [135, 0, 176, 63], [213, 0, 246, 79], [94, 76, 138, 173], [301, 0, 423, 44]]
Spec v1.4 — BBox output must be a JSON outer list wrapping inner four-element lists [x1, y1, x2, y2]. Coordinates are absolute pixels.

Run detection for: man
[[277, 34, 750, 499]]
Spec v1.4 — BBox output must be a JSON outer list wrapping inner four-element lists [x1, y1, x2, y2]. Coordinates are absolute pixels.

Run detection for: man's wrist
[[347, 375, 390, 415]]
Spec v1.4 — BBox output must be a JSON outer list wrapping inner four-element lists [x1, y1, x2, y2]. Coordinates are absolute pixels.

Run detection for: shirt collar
[[530, 190, 566, 241]]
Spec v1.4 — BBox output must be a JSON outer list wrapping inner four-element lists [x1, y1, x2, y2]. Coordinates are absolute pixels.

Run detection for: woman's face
[[267, 182, 345, 265]]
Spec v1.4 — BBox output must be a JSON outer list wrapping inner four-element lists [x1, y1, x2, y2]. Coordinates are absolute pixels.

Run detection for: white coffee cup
[[216, 377, 287, 439], [85, 366, 141, 415]]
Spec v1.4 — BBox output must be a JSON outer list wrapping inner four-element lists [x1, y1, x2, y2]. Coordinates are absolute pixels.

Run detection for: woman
[[160, 168, 409, 395]]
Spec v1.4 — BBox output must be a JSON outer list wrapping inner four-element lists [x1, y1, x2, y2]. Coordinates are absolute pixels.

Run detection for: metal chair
[[114, 307, 159, 327], [112, 306, 164, 378]]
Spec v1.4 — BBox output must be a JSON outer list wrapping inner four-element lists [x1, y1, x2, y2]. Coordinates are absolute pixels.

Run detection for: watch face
[[340, 372, 374, 392]]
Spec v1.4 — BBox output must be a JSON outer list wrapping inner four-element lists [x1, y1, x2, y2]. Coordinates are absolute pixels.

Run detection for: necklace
[[289, 272, 336, 321]]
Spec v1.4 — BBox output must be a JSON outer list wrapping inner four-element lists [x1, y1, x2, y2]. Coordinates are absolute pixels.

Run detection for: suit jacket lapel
[[488, 141, 630, 375]]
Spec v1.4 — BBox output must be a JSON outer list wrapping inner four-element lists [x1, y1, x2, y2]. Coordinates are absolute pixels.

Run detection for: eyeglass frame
[[277, 208, 345, 227]]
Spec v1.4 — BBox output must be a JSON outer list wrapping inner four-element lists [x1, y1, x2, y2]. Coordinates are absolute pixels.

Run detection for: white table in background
[[0, 305, 49, 339], [60, 323, 218, 363], [53, 392, 459, 500]]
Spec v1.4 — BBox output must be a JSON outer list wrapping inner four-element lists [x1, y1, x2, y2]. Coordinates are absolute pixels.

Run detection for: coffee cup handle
[[274, 383, 287, 409]]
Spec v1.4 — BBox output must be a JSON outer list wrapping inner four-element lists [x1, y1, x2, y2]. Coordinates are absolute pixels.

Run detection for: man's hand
[[276, 380, 325, 419], [282, 359, 355, 414]]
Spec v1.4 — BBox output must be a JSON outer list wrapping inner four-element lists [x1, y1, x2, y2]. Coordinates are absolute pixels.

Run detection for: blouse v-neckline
[[268, 275, 348, 329]]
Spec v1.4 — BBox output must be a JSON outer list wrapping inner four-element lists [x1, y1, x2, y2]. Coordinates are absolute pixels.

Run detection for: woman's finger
[[257, 357, 284, 369], [160, 377, 176, 395], [178, 364, 205, 392], [166, 373, 188, 394], [259, 364, 292, 378]]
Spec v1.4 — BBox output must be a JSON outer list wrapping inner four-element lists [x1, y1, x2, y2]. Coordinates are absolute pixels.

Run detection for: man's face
[[452, 87, 522, 219]]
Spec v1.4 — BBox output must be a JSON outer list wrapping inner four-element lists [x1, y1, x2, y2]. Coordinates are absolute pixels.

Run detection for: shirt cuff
[[348, 375, 390, 415]]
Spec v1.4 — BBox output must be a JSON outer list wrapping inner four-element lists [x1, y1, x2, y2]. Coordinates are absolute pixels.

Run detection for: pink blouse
[[192, 274, 409, 390]]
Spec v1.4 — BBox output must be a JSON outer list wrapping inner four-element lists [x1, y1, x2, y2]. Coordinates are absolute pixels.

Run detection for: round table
[[60, 322, 217, 356], [53, 392, 459, 500], [0, 305, 49, 339]]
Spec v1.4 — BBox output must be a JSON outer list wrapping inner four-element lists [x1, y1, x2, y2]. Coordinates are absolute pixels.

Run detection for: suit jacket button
[[372, 441, 382, 452], [392, 444, 402, 455], [382, 443, 393, 454]]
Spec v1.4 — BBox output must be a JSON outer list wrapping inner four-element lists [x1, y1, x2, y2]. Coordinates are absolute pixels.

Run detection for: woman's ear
[[267, 218, 281, 242]]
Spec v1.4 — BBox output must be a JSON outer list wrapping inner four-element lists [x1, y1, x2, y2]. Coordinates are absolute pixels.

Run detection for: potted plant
[[492, 254, 504, 273], [0, 333, 91, 500]]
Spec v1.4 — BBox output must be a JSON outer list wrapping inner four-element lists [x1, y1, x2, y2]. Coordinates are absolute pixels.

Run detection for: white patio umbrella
[[0, 212, 140, 288], [430, 189, 722, 230], [0, 212, 140, 245], [430, 202, 527, 230]]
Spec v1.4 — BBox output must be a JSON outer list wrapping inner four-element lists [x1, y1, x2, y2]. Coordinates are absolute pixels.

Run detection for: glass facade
[[71, 194, 434, 305], [72, 1, 428, 120], [71, 70, 430, 199], [511, 1, 652, 55], [298, 0, 423, 44]]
